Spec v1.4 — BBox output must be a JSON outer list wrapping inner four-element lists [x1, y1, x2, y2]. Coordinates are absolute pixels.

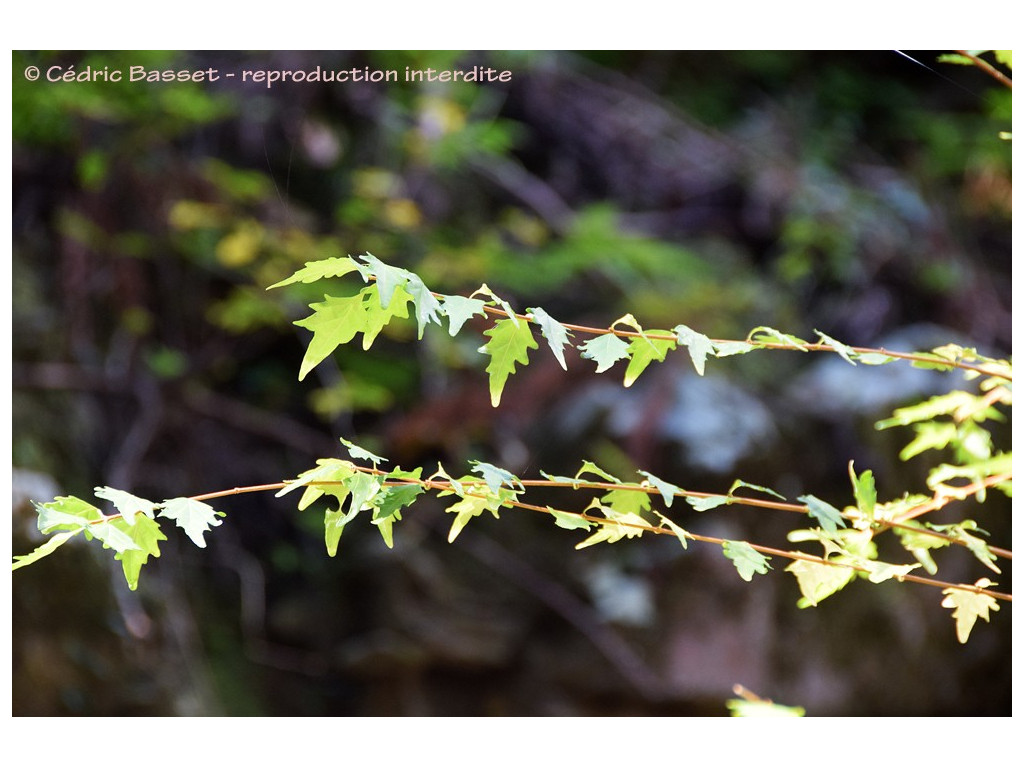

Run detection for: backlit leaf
[[480, 318, 538, 407], [623, 331, 675, 387], [942, 579, 1000, 643], [114, 515, 167, 591], [815, 329, 856, 365], [12, 531, 80, 571], [549, 507, 593, 531], [158, 497, 224, 548], [267, 256, 359, 289], [786, 559, 855, 607], [849, 462, 876, 521], [94, 486, 158, 525], [340, 436, 387, 466], [470, 460, 524, 494]]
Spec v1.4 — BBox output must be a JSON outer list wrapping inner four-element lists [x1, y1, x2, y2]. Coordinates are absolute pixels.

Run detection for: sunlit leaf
[[480, 318, 538, 407], [158, 497, 224, 548], [673, 324, 716, 375], [94, 486, 158, 524], [439, 294, 487, 336], [786, 559, 855, 607], [623, 331, 675, 387], [267, 256, 359, 289], [942, 579, 1000, 643], [638, 470, 683, 507]]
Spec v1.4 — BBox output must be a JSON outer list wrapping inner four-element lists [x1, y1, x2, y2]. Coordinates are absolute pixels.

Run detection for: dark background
[[11, 50, 1012, 716]]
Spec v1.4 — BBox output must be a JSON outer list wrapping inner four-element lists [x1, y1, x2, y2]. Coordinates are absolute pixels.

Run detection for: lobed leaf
[[527, 305, 573, 370], [578, 333, 630, 373], [942, 579, 1000, 644], [267, 256, 360, 289], [722, 540, 772, 581], [158, 497, 224, 548], [673, 324, 716, 375], [480, 318, 538, 407], [798, 494, 846, 533]]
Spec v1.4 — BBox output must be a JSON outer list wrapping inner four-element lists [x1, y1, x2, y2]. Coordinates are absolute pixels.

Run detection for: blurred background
[[11, 50, 1011, 716]]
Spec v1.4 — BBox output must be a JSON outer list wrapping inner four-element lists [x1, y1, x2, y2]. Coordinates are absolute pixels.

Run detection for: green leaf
[[654, 512, 690, 550], [858, 559, 920, 584], [726, 699, 805, 718], [360, 284, 412, 349], [875, 391, 981, 429], [94, 486, 158, 524], [267, 256, 359, 289], [623, 331, 675, 387], [527, 306, 573, 370], [480, 318, 538, 407], [359, 252, 408, 309], [815, 329, 856, 365], [942, 580, 1000, 644], [936, 53, 976, 66], [340, 436, 387, 466], [722, 540, 772, 581], [600, 487, 652, 516], [293, 293, 368, 380], [443, 486, 508, 543], [440, 294, 487, 336], [673, 324, 716, 375], [13, 531, 80, 571], [786, 559, 855, 607], [114, 515, 167, 591], [894, 520, 948, 575], [578, 333, 630, 373], [370, 480, 423, 548], [403, 273, 443, 339], [848, 463, 876, 521], [86, 520, 143, 554], [471, 283, 520, 327], [469, 460, 524, 494], [573, 501, 648, 549], [747, 326, 809, 351], [857, 353, 897, 366], [713, 341, 756, 357], [686, 495, 731, 511], [897, 422, 959, 461], [729, 479, 786, 501], [638, 470, 683, 507], [798, 494, 846, 533], [549, 507, 593, 531], [575, 460, 622, 484], [35, 496, 103, 533], [158, 497, 224, 548]]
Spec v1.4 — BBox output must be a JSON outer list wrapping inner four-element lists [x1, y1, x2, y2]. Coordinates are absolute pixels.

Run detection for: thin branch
[[955, 50, 1012, 89]]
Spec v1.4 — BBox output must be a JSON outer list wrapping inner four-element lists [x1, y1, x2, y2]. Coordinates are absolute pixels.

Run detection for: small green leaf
[[942, 580, 1000, 644], [158, 497, 224, 548], [293, 293, 368, 380], [815, 330, 856, 365], [35, 496, 103, 533], [798, 494, 846, 533], [848, 462, 876, 521], [470, 460, 524, 494], [86, 520, 143, 554], [527, 306, 573, 370], [623, 331, 675, 387], [439, 294, 488, 336], [713, 341, 756, 357], [549, 507, 593, 531], [786, 559, 855, 607], [13, 531, 80, 571], [267, 256, 359, 289], [722, 540, 771, 581], [578, 333, 631, 373], [600, 487, 652, 516], [575, 460, 622, 484], [729, 479, 786, 501], [858, 559, 920, 584], [726, 698, 804, 717], [359, 253, 408, 309], [403, 273, 443, 339], [747, 326, 809, 351], [574, 502, 648, 549], [480, 317, 538, 407], [654, 512, 690, 550], [114, 515, 167, 591], [340, 436, 387, 466], [638, 470, 683, 507], [686, 495, 731, 511], [674, 324, 716, 375]]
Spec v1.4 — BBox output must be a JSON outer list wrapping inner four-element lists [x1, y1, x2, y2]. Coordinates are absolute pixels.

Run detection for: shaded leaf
[[527, 305, 573, 370], [815, 329, 856, 365], [578, 333, 630, 373], [722, 540, 771, 581], [798, 494, 846, 533], [674, 324, 716, 375]]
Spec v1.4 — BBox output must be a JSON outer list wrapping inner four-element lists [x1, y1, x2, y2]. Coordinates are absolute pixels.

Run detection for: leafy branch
[[14, 253, 1011, 646]]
